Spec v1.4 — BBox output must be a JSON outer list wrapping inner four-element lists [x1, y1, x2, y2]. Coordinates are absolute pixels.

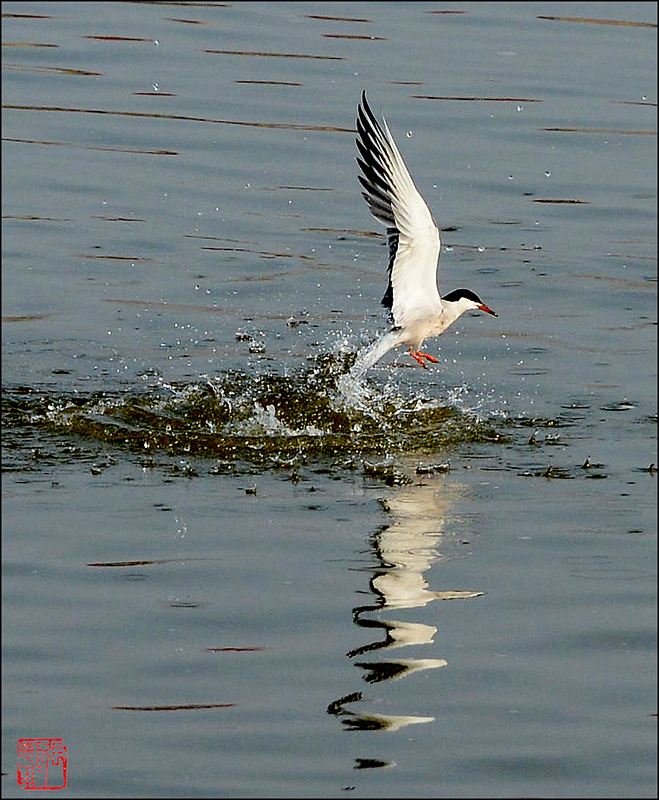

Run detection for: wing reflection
[[327, 691, 435, 732], [354, 658, 448, 684]]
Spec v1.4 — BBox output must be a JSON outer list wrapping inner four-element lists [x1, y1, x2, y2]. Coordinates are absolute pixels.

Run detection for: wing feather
[[356, 92, 442, 327]]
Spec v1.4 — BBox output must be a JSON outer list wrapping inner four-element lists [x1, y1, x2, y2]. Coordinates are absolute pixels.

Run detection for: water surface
[[2, 2, 656, 797]]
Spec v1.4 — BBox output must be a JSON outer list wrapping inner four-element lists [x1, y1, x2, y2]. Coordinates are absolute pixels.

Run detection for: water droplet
[[508, 174, 514, 181], [406, 131, 413, 138], [152, 83, 159, 92], [517, 105, 523, 112], [478, 246, 485, 253], [544, 170, 551, 177]]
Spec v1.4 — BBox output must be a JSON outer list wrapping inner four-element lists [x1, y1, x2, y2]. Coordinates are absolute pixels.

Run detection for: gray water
[[2, 2, 656, 797]]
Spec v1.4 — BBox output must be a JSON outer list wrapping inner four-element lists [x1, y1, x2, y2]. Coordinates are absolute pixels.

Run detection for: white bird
[[350, 91, 497, 376]]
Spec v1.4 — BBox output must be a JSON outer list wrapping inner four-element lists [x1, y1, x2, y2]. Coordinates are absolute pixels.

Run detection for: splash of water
[[3, 354, 508, 468]]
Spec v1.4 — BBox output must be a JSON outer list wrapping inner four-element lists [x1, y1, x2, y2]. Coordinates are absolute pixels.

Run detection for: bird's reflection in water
[[328, 691, 435, 732], [327, 464, 484, 739]]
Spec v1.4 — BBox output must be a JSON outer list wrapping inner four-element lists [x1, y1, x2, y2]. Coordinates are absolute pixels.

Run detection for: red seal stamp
[[17, 739, 67, 790]]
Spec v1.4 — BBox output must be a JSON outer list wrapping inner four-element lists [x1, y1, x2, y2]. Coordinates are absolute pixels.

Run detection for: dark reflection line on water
[[2, 12, 57, 18], [321, 34, 386, 40], [2, 214, 74, 221], [304, 14, 372, 23], [3, 137, 178, 155], [139, 1, 230, 7], [185, 234, 249, 242], [2, 104, 354, 133], [75, 254, 153, 262], [1, 41, 59, 48], [87, 557, 216, 567], [201, 244, 315, 261], [204, 48, 345, 61], [616, 100, 658, 107], [235, 80, 303, 86], [533, 198, 590, 204], [138, 1, 231, 6], [2, 64, 103, 76], [113, 703, 234, 712], [413, 95, 543, 102], [536, 15, 657, 28], [91, 215, 146, 222], [541, 127, 656, 135], [82, 35, 154, 42], [2, 313, 53, 323], [164, 17, 212, 25], [272, 185, 333, 191], [301, 227, 381, 238]]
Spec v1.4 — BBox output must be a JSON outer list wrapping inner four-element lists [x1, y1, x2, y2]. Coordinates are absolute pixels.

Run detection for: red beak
[[478, 303, 498, 317]]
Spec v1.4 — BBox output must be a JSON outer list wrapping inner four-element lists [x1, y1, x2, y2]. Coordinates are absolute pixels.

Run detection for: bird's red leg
[[409, 351, 439, 367]]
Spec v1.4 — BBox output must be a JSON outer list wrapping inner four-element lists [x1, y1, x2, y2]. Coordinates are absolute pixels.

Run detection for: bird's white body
[[350, 92, 496, 377], [351, 297, 480, 376]]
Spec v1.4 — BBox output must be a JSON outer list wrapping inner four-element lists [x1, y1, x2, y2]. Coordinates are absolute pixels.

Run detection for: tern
[[350, 91, 497, 376]]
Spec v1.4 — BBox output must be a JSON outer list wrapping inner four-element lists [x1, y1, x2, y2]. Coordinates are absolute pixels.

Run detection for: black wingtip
[[359, 90, 373, 120]]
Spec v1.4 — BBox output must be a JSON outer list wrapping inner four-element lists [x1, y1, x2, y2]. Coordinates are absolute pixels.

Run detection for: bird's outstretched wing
[[356, 91, 442, 328]]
